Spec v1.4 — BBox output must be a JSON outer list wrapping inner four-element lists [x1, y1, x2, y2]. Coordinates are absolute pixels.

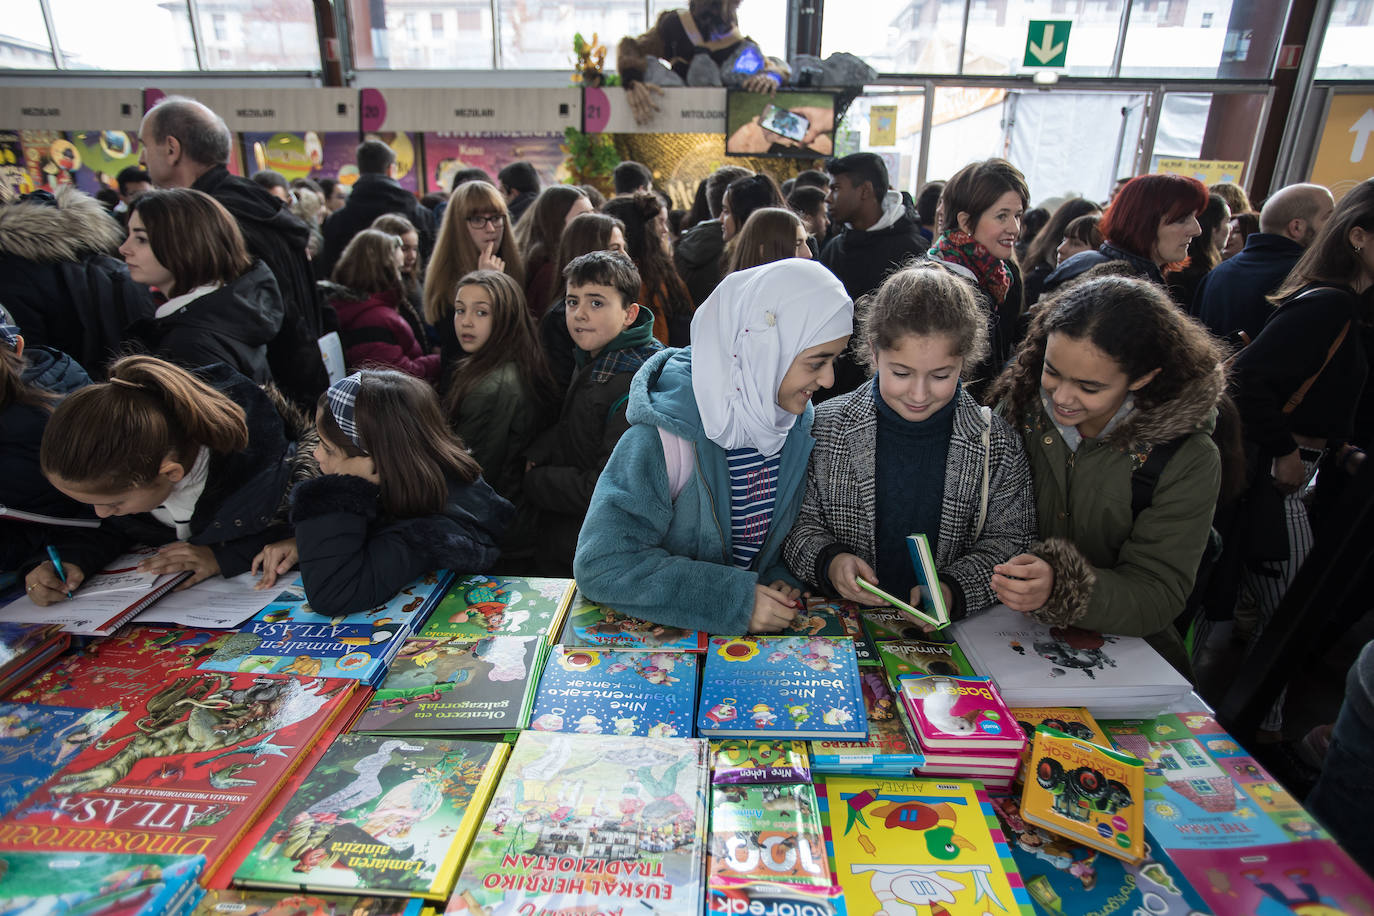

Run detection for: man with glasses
[[320, 139, 436, 278]]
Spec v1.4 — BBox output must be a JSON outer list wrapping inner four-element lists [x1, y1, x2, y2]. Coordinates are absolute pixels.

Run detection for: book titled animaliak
[[855, 533, 949, 629], [1020, 727, 1146, 864]]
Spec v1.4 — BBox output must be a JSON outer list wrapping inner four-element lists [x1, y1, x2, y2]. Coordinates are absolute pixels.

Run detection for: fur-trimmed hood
[[0, 187, 124, 263]]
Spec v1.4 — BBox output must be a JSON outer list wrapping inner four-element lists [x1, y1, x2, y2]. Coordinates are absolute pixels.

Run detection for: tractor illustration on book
[[1035, 757, 1133, 822]]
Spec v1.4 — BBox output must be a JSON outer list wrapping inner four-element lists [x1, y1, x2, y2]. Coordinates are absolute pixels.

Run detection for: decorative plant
[[561, 127, 619, 189], [572, 32, 619, 88]]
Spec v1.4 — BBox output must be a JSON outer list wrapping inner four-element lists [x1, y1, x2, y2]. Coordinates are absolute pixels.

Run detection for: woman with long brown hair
[[722, 207, 811, 275], [602, 192, 693, 347], [515, 185, 591, 318]]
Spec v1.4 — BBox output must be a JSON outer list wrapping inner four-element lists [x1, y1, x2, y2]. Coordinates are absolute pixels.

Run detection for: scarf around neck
[[929, 229, 1011, 305]]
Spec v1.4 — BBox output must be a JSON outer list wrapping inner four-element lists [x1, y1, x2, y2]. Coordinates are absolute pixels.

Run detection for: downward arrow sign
[[1350, 108, 1374, 163], [1028, 25, 1066, 64]]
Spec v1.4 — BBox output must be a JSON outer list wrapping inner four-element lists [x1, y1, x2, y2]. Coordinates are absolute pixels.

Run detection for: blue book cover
[[529, 645, 698, 738], [198, 571, 454, 686], [0, 850, 205, 915], [697, 637, 867, 741], [810, 669, 924, 773], [0, 703, 125, 816]]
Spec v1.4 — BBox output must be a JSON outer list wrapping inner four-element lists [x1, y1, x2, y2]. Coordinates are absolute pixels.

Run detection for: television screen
[[725, 89, 838, 159]]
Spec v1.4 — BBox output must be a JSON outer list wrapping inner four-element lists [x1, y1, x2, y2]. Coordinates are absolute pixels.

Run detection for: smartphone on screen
[[758, 103, 809, 143]]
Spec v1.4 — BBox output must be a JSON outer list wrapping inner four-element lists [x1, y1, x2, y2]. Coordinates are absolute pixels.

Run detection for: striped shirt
[[726, 447, 781, 570]]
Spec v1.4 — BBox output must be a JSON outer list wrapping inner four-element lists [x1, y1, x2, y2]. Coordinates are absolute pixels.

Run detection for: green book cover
[[418, 575, 573, 641], [877, 638, 975, 681], [708, 783, 831, 890], [235, 735, 508, 900]]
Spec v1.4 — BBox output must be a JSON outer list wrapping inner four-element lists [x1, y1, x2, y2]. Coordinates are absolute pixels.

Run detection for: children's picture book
[[352, 635, 543, 736], [860, 607, 944, 643], [877, 637, 975, 681], [989, 795, 1209, 916], [1102, 712, 1325, 848], [710, 739, 811, 785], [7, 625, 232, 708], [0, 672, 357, 876], [0, 621, 68, 697], [1020, 727, 1146, 864], [697, 637, 867, 741], [810, 669, 924, 774], [907, 533, 950, 626], [1010, 707, 1108, 784], [0, 850, 205, 916], [818, 775, 1035, 915], [419, 575, 573, 641], [195, 889, 426, 916], [560, 593, 707, 652], [951, 605, 1192, 717], [708, 783, 832, 890], [235, 735, 508, 901], [0, 703, 125, 816], [706, 880, 849, 915], [200, 573, 454, 686], [528, 645, 697, 739], [1172, 839, 1374, 916], [900, 674, 1025, 752], [787, 600, 879, 665], [445, 731, 710, 916]]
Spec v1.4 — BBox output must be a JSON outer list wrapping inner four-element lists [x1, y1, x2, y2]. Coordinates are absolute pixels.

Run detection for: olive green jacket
[[1002, 365, 1224, 676]]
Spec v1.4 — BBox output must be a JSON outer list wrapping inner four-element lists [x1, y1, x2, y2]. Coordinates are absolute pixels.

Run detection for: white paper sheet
[[133, 571, 281, 629]]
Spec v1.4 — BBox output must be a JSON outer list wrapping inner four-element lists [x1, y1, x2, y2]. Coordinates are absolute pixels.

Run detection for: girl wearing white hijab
[[573, 259, 853, 635]]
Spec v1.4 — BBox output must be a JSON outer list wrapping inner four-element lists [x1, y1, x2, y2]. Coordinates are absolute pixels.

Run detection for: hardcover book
[[989, 795, 1209, 916], [818, 775, 1035, 915], [8, 625, 233, 708], [528, 645, 698, 739], [876, 638, 975, 681], [899, 674, 1026, 752], [810, 669, 924, 774], [0, 850, 205, 916], [786, 600, 879, 665], [560, 593, 707, 652], [200, 573, 453, 686], [1020, 727, 1146, 864], [707, 783, 832, 890], [418, 575, 573, 641], [710, 739, 811, 785], [859, 608, 944, 643], [352, 634, 543, 736], [195, 889, 426, 916], [0, 672, 357, 876], [445, 731, 710, 916], [234, 735, 509, 901], [697, 637, 867, 741], [1010, 707, 1108, 784], [1172, 839, 1374, 916], [0, 702, 125, 816]]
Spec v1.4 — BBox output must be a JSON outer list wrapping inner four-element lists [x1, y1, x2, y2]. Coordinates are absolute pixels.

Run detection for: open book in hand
[[855, 533, 949, 629]]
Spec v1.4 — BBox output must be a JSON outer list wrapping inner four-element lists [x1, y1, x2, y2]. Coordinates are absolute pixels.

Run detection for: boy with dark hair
[[320, 138, 435, 278], [522, 251, 663, 574], [675, 164, 753, 307], [613, 161, 654, 196], [497, 161, 540, 224]]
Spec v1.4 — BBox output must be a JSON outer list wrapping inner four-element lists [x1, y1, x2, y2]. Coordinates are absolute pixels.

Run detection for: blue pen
[[46, 546, 72, 598]]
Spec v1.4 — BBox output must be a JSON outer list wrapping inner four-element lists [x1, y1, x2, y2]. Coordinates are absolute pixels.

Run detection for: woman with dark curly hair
[[987, 275, 1228, 675], [602, 192, 693, 347]]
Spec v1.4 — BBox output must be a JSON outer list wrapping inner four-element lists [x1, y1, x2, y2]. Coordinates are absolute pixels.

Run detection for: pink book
[[1174, 839, 1374, 916], [899, 673, 1027, 752]]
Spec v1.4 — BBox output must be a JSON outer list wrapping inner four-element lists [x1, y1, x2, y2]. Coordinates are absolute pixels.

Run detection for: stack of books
[[898, 673, 1027, 792], [951, 605, 1192, 718]]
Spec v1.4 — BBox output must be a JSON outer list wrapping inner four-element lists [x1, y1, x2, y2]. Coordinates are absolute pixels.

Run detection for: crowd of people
[[4, 93, 1374, 870]]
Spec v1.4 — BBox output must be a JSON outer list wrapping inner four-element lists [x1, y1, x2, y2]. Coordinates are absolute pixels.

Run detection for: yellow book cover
[[434, 741, 511, 893], [819, 775, 1035, 915], [1019, 727, 1146, 864], [1008, 706, 1108, 782]]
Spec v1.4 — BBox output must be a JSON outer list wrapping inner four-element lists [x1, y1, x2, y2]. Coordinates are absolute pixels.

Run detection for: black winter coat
[[0, 188, 153, 377], [290, 473, 512, 616], [1195, 233, 1304, 340], [0, 347, 95, 569], [193, 166, 330, 409], [1043, 241, 1164, 294], [319, 174, 436, 277], [674, 219, 726, 307], [128, 261, 284, 385], [43, 364, 304, 580]]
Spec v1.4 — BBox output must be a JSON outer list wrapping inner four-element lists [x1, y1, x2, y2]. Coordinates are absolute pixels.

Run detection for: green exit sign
[[1024, 20, 1071, 68]]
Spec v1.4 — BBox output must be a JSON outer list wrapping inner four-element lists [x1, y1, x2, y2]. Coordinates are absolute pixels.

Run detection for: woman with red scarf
[[927, 159, 1030, 396]]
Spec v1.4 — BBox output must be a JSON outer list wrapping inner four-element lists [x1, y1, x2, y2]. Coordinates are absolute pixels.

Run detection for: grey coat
[[783, 384, 1036, 618]]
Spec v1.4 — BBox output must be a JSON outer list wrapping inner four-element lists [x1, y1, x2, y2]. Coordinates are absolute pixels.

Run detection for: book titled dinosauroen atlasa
[[0, 672, 357, 877]]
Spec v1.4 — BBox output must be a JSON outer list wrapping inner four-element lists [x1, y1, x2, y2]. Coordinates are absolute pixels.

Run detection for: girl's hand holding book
[[252, 538, 299, 590], [991, 554, 1054, 613], [139, 542, 220, 590], [23, 560, 85, 606], [827, 552, 877, 604]]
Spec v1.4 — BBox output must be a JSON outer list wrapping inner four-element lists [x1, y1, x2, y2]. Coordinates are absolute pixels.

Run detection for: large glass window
[[1148, 90, 1267, 186], [835, 90, 927, 195], [1, 0, 56, 68], [47, 0, 196, 69], [349, 0, 492, 68], [196, 0, 320, 70], [823, 0, 965, 73], [1119, 0, 1286, 79], [961, 0, 1124, 77], [925, 85, 1009, 182], [1316, 0, 1374, 79], [504, 1, 644, 69]]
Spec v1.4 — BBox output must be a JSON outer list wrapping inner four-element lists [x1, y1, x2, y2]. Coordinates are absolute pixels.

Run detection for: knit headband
[[325, 372, 367, 452]]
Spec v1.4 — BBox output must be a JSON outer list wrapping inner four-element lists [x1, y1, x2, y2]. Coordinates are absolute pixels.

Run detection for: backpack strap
[[1131, 435, 1189, 519], [659, 428, 696, 502], [1283, 319, 1351, 415]]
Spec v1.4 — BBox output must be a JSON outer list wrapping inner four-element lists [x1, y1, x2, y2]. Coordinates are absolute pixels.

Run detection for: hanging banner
[[868, 105, 898, 147], [361, 88, 581, 134], [144, 88, 357, 132], [583, 87, 726, 135], [244, 130, 359, 183], [421, 133, 569, 194], [1156, 158, 1245, 185], [0, 89, 142, 131]]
